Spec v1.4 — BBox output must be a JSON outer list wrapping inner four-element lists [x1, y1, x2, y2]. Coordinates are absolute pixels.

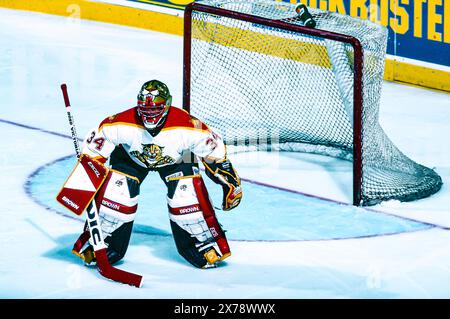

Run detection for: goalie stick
[[60, 83, 143, 288]]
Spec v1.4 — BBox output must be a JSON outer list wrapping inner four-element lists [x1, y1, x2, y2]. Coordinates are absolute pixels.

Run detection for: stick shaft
[[61, 84, 81, 157]]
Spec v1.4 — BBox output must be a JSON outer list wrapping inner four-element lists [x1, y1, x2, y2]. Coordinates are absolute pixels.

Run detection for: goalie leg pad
[[166, 172, 230, 268], [74, 170, 140, 265], [169, 220, 211, 269]]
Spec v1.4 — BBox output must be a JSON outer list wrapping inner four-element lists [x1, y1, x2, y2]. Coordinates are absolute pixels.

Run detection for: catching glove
[[202, 158, 242, 211]]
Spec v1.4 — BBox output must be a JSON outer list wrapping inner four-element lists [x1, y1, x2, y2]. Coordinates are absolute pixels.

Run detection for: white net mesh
[[186, 0, 442, 205]]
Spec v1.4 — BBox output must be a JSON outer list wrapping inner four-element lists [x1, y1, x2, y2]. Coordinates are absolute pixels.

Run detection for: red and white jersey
[[82, 106, 225, 169]]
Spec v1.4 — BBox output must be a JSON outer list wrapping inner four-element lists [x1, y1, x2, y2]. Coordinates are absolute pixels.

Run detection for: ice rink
[[1, 8, 450, 298]]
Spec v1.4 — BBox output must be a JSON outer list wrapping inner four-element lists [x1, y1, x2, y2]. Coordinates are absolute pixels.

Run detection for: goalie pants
[[85, 160, 230, 268]]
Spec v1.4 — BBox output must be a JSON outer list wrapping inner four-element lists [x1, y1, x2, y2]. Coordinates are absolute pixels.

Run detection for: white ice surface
[[1, 8, 450, 298]]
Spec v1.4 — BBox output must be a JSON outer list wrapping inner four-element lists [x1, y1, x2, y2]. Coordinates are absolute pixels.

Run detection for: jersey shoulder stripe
[[163, 106, 210, 133], [99, 107, 144, 131]]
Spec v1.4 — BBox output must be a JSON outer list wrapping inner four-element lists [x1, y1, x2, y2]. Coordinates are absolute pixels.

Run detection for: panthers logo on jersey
[[131, 144, 175, 168]]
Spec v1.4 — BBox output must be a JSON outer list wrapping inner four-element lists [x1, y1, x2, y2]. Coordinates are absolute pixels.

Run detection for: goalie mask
[[137, 80, 172, 131]]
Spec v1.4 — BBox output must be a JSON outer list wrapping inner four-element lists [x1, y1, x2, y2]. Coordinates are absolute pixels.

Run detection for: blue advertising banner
[[295, 0, 450, 67]]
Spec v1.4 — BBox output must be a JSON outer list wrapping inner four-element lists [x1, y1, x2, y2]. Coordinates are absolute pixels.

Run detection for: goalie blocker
[[56, 154, 109, 216]]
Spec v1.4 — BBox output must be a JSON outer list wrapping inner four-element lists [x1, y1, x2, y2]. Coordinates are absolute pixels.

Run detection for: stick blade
[[95, 249, 144, 288]]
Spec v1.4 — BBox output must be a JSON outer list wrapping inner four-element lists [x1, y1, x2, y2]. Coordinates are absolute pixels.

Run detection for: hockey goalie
[[60, 80, 242, 269]]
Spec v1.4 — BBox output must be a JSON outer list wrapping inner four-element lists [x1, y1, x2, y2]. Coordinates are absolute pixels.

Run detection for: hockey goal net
[[183, 0, 442, 206]]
